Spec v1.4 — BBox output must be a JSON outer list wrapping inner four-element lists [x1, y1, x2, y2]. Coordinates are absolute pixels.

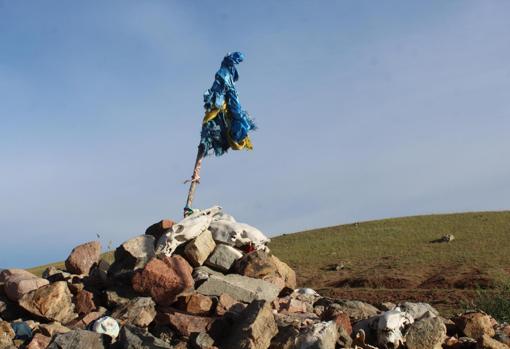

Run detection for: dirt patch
[[331, 276, 415, 289], [419, 266, 495, 289]]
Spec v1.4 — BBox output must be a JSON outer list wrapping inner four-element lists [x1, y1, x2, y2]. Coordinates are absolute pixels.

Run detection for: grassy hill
[[28, 211, 510, 315]]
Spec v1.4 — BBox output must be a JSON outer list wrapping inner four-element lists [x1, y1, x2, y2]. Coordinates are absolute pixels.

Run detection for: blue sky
[[1, 1, 509, 268]]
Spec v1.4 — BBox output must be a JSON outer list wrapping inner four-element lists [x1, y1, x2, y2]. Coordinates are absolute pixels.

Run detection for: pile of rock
[[0, 206, 509, 349]]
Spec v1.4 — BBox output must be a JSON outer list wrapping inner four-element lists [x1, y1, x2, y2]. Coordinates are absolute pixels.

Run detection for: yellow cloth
[[202, 103, 253, 151]]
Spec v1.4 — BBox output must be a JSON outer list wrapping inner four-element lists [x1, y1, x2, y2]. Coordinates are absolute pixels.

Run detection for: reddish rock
[[132, 256, 194, 306], [177, 293, 213, 315], [75, 289, 97, 315], [145, 219, 174, 242], [38, 322, 71, 337], [4, 275, 49, 302], [454, 312, 495, 339], [322, 304, 352, 335], [27, 333, 52, 349], [66, 308, 107, 330], [112, 297, 156, 327], [65, 241, 101, 275], [0, 269, 37, 283], [156, 309, 214, 337], [215, 293, 245, 316]]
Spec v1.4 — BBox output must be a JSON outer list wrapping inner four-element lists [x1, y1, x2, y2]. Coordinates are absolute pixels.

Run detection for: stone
[[42, 267, 71, 282], [337, 325, 353, 349], [399, 302, 439, 320], [184, 230, 216, 267], [221, 300, 278, 349], [91, 316, 120, 339], [0, 269, 36, 283], [191, 332, 216, 349], [324, 300, 379, 322], [478, 334, 510, 349], [47, 330, 110, 349], [145, 219, 174, 242], [405, 317, 447, 349], [118, 325, 172, 349], [193, 266, 223, 283], [111, 297, 156, 327], [0, 321, 15, 347], [321, 304, 352, 335], [10, 321, 32, 340], [196, 274, 280, 303], [108, 235, 155, 283], [66, 308, 107, 330], [104, 286, 138, 308], [177, 293, 213, 316], [4, 275, 49, 302], [26, 333, 51, 349], [74, 289, 96, 315], [215, 293, 245, 316], [454, 312, 495, 339], [156, 309, 214, 337], [206, 244, 243, 272], [65, 241, 101, 275], [279, 297, 309, 314], [271, 255, 297, 289], [269, 325, 299, 349], [19, 282, 77, 324], [38, 322, 71, 337], [132, 256, 194, 306], [297, 321, 339, 349]]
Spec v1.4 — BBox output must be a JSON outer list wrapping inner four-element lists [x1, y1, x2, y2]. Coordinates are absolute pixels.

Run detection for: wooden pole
[[184, 145, 205, 216]]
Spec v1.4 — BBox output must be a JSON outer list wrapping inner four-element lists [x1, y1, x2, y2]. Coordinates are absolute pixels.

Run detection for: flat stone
[[118, 325, 172, 349], [221, 300, 278, 349], [156, 309, 214, 337], [65, 241, 101, 275], [26, 333, 51, 349], [184, 230, 216, 267], [4, 276, 49, 303], [196, 274, 280, 303], [405, 317, 447, 349], [0, 269, 36, 283], [454, 312, 495, 339], [111, 297, 156, 327], [19, 282, 77, 324], [132, 256, 194, 306], [47, 329, 110, 349], [215, 293, 245, 316], [38, 322, 71, 337], [206, 244, 243, 272], [322, 300, 379, 322]]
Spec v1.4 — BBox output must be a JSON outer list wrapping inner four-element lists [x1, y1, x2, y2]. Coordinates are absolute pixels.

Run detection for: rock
[[278, 297, 309, 314], [337, 325, 353, 349], [271, 255, 297, 289], [184, 230, 216, 267], [11, 321, 32, 340], [0, 321, 15, 348], [108, 235, 155, 283], [320, 299, 379, 322], [234, 251, 295, 289], [221, 300, 277, 349], [321, 304, 352, 335], [38, 322, 71, 337], [454, 312, 495, 339], [111, 297, 156, 327], [145, 219, 174, 243], [196, 274, 280, 303], [118, 325, 172, 349], [379, 302, 397, 311], [405, 317, 447, 349], [399, 302, 439, 320], [478, 334, 510, 349], [85, 260, 111, 289], [26, 333, 51, 349], [64, 241, 101, 275], [206, 244, 243, 272], [132, 256, 194, 306], [176, 294, 213, 316], [269, 325, 299, 349], [0, 269, 36, 283], [193, 266, 223, 283], [215, 293, 245, 316], [91, 317, 120, 339], [47, 330, 110, 349], [4, 275, 49, 302], [74, 289, 97, 315], [43, 267, 72, 283], [296, 321, 338, 349], [156, 309, 214, 337], [19, 282, 77, 324], [104, 286, 138, 308], [191, 332, 216, 349], [67, 308, 107, 330]]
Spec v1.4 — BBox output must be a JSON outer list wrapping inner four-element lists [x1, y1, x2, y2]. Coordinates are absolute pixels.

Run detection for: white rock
[[92, 316, 120, 339]]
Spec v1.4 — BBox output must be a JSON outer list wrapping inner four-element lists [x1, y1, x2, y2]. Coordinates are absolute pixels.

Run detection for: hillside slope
[[269, 211, 510, 314]]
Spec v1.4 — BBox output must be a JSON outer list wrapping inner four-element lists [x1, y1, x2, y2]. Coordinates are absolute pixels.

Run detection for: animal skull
[[376, 308, 414, 349], [209, 220, 270, 249], [156, 207, 220, 256]]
